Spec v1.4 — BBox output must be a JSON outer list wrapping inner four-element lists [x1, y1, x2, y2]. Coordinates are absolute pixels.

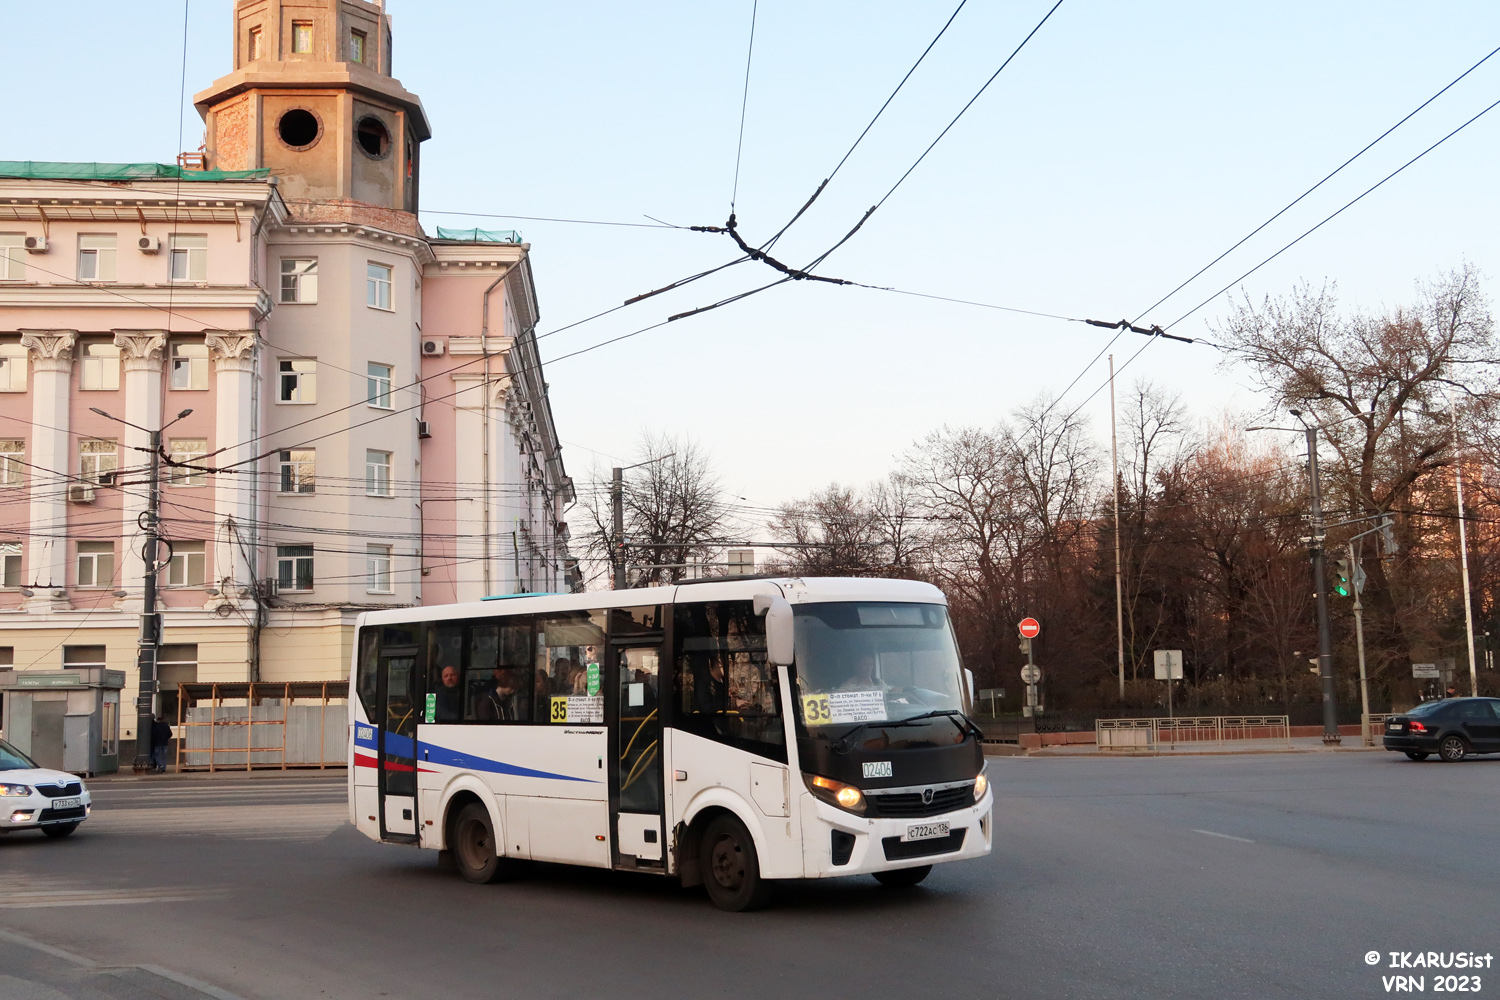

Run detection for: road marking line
[[1192, 828, 1255, 843]]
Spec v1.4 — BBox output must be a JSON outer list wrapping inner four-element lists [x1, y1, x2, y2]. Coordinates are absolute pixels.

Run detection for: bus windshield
[[791, 602, 969, 733]]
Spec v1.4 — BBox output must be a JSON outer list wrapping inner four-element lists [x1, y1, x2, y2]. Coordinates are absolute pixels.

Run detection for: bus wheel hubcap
[[711, 836, 744, 889]]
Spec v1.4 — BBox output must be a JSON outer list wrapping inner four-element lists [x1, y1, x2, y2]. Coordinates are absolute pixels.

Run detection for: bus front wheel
[[452, 802, 502, 884], [700, 815, 773, 912]]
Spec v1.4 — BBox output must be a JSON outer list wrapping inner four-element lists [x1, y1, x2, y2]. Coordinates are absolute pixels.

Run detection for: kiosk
[[0, 669, 124, 775]]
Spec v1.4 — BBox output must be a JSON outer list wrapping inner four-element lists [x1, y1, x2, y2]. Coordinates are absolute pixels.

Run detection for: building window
[[366, 544, 392, 594], [0, 440, 22, 486], [165, 541, 206, 587], [0, 234, 26, 281], [170, 342, 209, 390], [291, 21, 313, 54], [63, 645, 106, 668], [75, 541, 115, 588], [167, 438, 208, 487], [366, 262, 392, 309], [247, 25, 263, 61], [365, 449, 392, 496], [366, 362, 392, 409], [279, 258, 318, 302], [278, 359, 316, 403], [0, 542, 20, 587], [77, 234, 117, 282], [79, 439, 117, 484], [79, 342, 121, 391], [168, 234, 208, 282], [276, 545, 314, 592], [728, 549, 755, 576], [349, 29, 366, 63], [278, 449, 315, 494], [0, 344, 25, 392]]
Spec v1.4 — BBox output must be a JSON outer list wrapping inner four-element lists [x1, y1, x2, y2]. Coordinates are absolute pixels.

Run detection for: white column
[[112, 330, 166, 612], [19, 330, 75, 610], [206, 332, 257, 601]]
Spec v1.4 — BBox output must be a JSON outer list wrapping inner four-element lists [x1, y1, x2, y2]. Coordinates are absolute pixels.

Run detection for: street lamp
[[1247, 412, 1340, 745], [89, 406, 193, 771], [611, 452, 675, 590]]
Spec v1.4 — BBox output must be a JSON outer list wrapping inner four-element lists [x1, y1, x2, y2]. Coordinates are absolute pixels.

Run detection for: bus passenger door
[[377, 645, 420, 842], [611, 644, 664, 868]]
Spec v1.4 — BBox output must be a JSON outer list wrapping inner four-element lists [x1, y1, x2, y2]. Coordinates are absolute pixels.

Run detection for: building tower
[[196, 0, 430, 228]]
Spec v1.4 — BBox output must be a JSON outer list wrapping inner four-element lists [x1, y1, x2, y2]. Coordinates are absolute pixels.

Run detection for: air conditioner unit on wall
[[421, 339, 444, 356], [137, 236, 161, 253], [67, 484, 95, 504], [417, 420, 431, 439], [24, 236, 48, 253]]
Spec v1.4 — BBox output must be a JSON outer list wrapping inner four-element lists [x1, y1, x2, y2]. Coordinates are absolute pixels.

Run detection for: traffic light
[[1333, 557, 1352, 597], [1380, 515, 1398, 557]]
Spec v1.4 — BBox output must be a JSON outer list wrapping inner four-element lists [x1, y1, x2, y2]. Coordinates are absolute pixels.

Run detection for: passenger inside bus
[[477, 668, 528, 722], [434, 665, 463, 722]]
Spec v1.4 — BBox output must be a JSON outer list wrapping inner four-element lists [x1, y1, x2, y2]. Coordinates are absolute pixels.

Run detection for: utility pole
[[1110, 354, 1125, 701], [133, 425, 164, 772], [611, 466, 625, 590], [91, 406, 191, 772], [1304, 422, 1341, 745], [1450, 406, 1480, 697], [610, 452, 674, 590], [1349, 541, 1371, 746]]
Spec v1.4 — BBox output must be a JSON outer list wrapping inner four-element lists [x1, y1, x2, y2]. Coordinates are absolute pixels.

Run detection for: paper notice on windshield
[[826, 690, 887, 724], [550, 695, 604, 724]]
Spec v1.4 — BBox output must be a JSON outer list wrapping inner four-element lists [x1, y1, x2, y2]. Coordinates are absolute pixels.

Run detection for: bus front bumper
[[800, 790, 993, 877]]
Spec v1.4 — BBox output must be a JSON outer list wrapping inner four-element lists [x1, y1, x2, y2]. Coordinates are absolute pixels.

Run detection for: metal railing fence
[[1096, 715, 1291, 749]]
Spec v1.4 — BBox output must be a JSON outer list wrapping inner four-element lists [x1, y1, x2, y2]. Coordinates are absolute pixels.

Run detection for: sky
[[6, 0, 1500, 521]]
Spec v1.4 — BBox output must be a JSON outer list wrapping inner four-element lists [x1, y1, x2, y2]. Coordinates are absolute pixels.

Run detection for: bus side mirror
[[753, 593, 795, 667]]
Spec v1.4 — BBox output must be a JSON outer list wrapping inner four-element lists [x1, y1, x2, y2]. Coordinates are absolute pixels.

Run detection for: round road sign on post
[[1018, 618, 1041, 639], [1020, 664, 1041, 684]]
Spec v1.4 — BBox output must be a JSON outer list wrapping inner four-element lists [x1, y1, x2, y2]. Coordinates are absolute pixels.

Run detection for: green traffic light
[[1335, 584, 1350, 596]]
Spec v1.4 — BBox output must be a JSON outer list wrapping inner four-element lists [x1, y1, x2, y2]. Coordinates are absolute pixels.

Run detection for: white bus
[[347, 576, 992, 910]]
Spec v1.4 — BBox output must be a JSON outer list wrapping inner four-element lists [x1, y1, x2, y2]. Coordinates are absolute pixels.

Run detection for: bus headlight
[[973, 771, 988, 800], [804, 774, 866, 815]]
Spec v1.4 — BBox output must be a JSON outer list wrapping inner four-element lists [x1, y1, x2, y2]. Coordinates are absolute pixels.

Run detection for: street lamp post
[[1248, 414, 1340, 744], [90, 406, 192, 772], [610, 452, 674, 590]]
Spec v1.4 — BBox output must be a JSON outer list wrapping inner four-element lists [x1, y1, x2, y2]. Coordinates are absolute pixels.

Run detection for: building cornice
[[0, 284, 273, 322], [194, 64, 432, 140], [276, 225, 434, 264]]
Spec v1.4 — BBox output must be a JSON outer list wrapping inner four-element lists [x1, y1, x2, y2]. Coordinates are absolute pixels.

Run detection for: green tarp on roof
[[0, 161, 272, 181], [434, 226, 523, 244]]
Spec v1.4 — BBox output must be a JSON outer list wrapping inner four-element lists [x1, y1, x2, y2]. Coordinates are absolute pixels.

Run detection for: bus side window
[[469, 619, 534, 723], [536, 611, 607, 722], [356, 628, 379, 722], [427, 625, 465, 723], [674, 600, 785, 763]]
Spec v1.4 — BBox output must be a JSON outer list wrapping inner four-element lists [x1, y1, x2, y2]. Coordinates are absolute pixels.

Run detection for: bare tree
[[578, 433, 728, 587]]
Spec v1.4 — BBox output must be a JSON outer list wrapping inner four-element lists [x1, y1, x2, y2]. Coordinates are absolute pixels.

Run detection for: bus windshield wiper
[[886, 709, 982, 738]]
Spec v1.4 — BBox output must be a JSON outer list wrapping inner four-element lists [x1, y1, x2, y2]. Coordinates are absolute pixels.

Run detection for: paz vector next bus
[[347, 577, 992, 910]]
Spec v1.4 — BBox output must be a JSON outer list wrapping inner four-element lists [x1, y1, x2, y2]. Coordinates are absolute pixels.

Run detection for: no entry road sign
[[1018, 618, 1041, 639]]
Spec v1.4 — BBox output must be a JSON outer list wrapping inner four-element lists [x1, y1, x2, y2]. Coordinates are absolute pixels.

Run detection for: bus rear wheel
[[874, 865, 932, 888], [452, 803, 502, 884], [700, 815, 773, 912]]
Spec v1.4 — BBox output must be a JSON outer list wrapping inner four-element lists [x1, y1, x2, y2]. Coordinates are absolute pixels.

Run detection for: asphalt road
[[1, 752, 1496, 1000]]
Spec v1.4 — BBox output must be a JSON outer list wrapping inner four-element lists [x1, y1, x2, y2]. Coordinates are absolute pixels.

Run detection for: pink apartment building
[[0, 0, 575, 753]]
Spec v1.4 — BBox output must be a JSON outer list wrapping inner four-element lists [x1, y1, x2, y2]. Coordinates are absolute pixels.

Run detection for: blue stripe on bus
[[353, 726, 597, 784]]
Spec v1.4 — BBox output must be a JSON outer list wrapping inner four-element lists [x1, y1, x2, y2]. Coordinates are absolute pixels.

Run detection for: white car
[[0, 737, 92, 838]]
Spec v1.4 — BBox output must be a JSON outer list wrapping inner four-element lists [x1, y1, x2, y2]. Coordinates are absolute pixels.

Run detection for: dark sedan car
[[1383, 698, 1500, 761]]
